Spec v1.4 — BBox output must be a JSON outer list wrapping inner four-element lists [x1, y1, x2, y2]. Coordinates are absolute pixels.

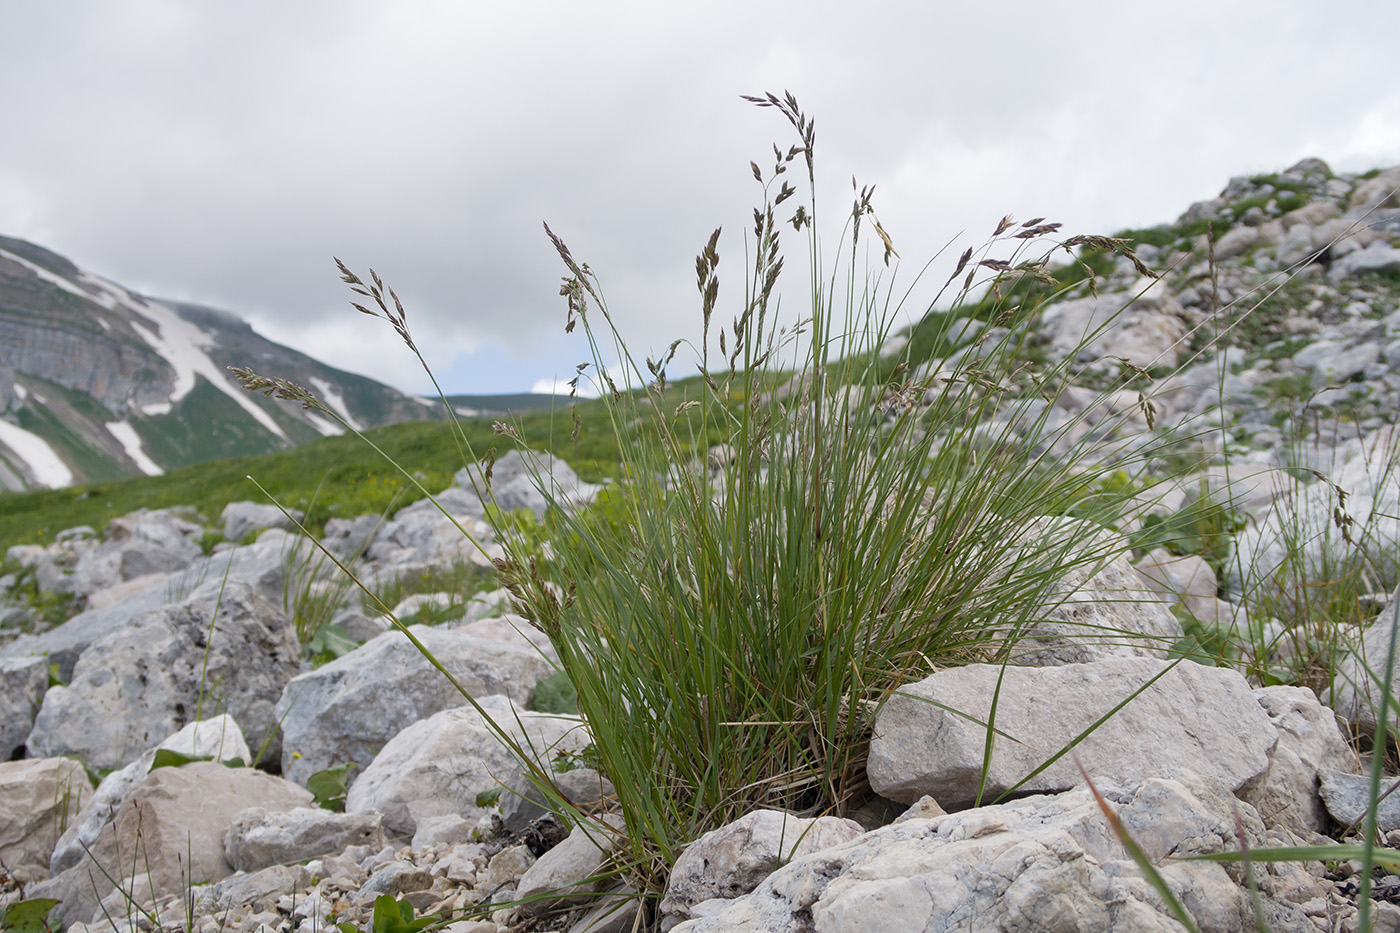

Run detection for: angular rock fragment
[[31, 762, 312, 929]]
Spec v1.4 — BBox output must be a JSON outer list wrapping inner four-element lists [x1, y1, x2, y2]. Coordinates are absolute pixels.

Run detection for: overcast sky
[[3, 1, 1398, 396]]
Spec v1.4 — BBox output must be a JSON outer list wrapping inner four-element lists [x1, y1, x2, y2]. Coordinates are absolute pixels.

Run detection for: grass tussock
[[334, 92, 1191, 887]]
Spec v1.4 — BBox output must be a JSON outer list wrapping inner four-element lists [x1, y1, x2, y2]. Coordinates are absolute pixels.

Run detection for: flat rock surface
[[868, 658, 1277, 808]]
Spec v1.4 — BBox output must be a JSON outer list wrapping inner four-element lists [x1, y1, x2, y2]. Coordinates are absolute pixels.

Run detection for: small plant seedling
[[336, 895, 435, 933], [307, 761, 356, 812]]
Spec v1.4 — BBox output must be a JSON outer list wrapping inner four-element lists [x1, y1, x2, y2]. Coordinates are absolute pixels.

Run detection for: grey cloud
[[1, 0, 1397, 392]]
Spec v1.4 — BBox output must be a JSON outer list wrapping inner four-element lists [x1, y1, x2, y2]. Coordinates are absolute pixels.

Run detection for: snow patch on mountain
[[0, 248, 93, 305], [77, 273, 290, 441], [309, 378, 362, 431], [304, 412, 344, 437], [105, 421, 164, 476], [0, 419, 72, 488]]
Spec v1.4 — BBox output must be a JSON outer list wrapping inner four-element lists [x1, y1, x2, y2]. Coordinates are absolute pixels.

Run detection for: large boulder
[[868, 658, 1276, 809], [0, 653, 47, 759], [50, 715, 250, 874], [0, 757, 90, 879], [30, 762, 312, 930], [26, 581, 300, 771], [276, 625, 557, 785], [344, 694, 589, 837], [671, 771, 1324, 933], [453, 613, 558, 663]]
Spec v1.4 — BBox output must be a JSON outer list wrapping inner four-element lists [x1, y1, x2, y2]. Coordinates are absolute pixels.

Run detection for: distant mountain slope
[[439, 392, 563, 416], [0, 236, 435, 491]]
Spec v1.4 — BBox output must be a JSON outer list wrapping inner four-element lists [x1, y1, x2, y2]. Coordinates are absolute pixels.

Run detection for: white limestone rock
[[516, 813, 627, 917], [454, 449, 601, 520], [225, 806, 386, 873], [345, 694, 589, 837], [1232, 425, 1399, 596], [0, 653, 47, 759], [276, 624, 556, 785], [49, 714, 250, 874], [671, 771, 1324, 933], [61, 508, 203, 600], [220, 500, 304, 544], [1243, 685, 1358, 835], [1003, 519, 1183, 666], [868, 658, 1276, 808], [29, 762, 312, 930], [0, 757, 90, 878], [660, 810, 866, 927], [26, 581, 300, 771]]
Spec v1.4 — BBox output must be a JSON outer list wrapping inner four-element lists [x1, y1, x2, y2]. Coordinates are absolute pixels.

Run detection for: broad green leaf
[[149, 749, 214, 772], [1, 898, 61, 933], [307, 761, 355, 812], [308, 624, 359, 665]]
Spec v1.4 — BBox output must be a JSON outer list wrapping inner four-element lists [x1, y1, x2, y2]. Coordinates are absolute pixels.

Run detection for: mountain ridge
[[0, 236, 437, 492]]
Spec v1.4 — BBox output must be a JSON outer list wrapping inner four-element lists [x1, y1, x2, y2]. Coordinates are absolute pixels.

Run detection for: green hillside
[[440, 392, 564, 414], [0, 383, 715, 553]]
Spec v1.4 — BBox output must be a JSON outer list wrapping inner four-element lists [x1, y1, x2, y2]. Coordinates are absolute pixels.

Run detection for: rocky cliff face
[[0, 236, 434, 491]]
